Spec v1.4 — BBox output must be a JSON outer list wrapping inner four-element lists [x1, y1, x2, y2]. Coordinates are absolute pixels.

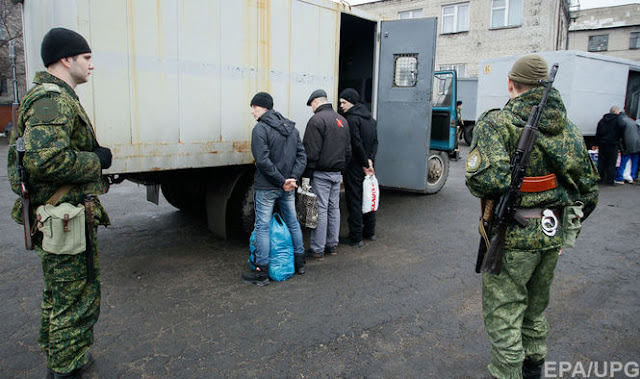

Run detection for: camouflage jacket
[[465, 87, 598, 252], [7, 71, 110, 226]]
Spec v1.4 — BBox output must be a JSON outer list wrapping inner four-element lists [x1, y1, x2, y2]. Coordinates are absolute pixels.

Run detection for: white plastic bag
[[362, 175, 380, 214]]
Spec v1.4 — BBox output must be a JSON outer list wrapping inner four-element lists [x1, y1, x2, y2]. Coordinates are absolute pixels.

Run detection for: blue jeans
[[254, 189, 304, 266], [616, 153, 639, 181]]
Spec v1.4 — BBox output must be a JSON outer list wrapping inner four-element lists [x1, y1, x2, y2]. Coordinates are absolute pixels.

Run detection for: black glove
[[93, 146, 112, 169]]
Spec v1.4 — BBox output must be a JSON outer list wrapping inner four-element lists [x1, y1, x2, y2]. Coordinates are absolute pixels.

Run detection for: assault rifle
[[476, 63, 559, 275], [10, 41, 34, 250]]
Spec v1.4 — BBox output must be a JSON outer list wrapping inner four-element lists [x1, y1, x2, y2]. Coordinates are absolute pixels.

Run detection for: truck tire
[[426, 151, 449, 194], [463, 124, 474, 146], [161, 181, 206, 214], [226, 169, 255, 235]]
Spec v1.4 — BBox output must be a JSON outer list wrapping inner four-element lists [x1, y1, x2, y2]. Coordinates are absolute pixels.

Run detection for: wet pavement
[[1, 139, 638, 378]]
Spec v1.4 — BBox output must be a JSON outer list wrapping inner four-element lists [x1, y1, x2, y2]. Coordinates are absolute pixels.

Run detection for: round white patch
[[466, 150, 481, 172]]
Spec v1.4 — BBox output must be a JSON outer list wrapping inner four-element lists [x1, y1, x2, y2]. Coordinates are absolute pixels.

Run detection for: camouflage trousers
[[35, 229, 100, 374], [482, 247, 560, 379]]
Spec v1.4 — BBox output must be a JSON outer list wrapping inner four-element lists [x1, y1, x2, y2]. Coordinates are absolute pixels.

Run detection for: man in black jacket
[[339, 88, 378, 247], [595, 106, 625, 185], [303, 89, 351, 260], [242, 92, 307, 286]]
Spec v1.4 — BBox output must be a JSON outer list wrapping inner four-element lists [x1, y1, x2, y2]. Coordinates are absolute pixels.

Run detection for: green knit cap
[[508, 54, 548, 85]]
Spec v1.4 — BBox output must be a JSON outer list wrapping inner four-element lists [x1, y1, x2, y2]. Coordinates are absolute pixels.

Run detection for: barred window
[[394, 54, 418, 87]]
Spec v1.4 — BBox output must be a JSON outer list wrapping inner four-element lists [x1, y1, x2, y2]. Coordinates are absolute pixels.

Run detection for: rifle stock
[[480, 224, 507, 274]]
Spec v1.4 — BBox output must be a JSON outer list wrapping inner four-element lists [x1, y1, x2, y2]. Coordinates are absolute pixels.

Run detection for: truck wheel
[[426, 151, 449, 194], [161, 182, 206, 214], [227, 170, 255, 234], [463, 124, 474, 146]]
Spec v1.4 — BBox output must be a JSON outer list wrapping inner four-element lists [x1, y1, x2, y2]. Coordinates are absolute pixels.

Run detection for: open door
[[374, 18, 437, 193]]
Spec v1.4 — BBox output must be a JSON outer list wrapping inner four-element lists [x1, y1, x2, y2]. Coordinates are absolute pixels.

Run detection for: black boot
[[522, 358, 544, 379], [242, 264, 270, 286], [294, 254, 306, 275]]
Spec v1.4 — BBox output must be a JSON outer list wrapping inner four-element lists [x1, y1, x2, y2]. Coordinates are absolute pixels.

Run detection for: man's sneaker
[[614, 180, 625, 185], [364, 235, 376, 241], [326, 246, 338, 255], [306, 250, 324, 261]]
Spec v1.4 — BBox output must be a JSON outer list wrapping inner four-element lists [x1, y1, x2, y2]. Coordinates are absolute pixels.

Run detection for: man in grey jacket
[[242, 92, 307, 286]]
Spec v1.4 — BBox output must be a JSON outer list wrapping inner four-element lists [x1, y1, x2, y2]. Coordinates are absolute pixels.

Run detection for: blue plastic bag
[[248, 212, 295, 281]]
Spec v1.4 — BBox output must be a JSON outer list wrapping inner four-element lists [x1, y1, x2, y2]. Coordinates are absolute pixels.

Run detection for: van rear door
[[374, 18, 437, 193]]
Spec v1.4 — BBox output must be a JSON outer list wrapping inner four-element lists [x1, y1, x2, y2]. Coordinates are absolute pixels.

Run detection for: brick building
[[357, 0, 571, 78], [568, 3, 640, 61]]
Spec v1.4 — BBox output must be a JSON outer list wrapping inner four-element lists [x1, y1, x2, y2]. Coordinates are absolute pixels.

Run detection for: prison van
[[20, 0, 455, 238]]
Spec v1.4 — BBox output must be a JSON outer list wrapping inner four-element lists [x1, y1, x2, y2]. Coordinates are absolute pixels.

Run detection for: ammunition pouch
[[35, 203, 86, 255]]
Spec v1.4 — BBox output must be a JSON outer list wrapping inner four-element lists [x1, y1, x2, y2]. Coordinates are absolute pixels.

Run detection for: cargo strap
[[520, 174, 557, 193]]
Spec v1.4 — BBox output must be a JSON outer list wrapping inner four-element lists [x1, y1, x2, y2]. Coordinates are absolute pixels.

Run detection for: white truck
[[19, 0, 454, 238], [476, 50, 640, 146], [457, 76, 477, 145]]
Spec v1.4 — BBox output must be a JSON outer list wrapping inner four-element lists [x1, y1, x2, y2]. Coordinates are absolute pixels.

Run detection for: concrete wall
[[568, 4, 640, 61], [358, 0, 568, 78]]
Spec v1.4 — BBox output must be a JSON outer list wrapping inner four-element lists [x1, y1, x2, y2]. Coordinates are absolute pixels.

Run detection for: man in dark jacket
[[615, 113, 640, 183], [339, 88, 378, 247], [595, 106, 625, 185], [242, 92, 307, 286], [303, 89, 351, 260]]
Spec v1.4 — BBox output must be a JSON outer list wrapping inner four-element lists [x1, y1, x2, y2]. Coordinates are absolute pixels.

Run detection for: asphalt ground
[[0, 139, 638, 378]]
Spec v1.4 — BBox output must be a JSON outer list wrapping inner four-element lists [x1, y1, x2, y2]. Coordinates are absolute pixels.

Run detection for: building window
[[394, 54, 418, 87], [398, 9, 422, 19], [440, 64, 467, 78], [442, 3, 470, 34], [630, 32, 640, 50], [588, 35, 609, 52], [490, 0, 522, 29]]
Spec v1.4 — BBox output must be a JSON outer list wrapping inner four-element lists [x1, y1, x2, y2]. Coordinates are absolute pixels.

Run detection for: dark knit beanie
[[250, 92, 273, 109], [508, 54, 548, 85], [41, 27, 92, 67], [339, 88, 359, 105]]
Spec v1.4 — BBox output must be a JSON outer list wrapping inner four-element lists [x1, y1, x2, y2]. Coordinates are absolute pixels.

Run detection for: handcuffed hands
[[283, 178, 298, 192]]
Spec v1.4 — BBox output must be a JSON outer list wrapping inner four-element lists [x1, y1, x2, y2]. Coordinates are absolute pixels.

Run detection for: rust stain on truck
[[233, 141, 251, 153]]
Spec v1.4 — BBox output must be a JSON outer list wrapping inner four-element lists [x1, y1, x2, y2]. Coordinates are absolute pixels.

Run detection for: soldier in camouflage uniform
[[465, 55, 599, 379], [6, 28, 112, 378]]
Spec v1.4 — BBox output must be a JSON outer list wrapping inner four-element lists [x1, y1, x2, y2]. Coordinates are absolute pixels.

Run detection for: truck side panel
[[22, 0, 349, 174], [477, 51, 640, 138]]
